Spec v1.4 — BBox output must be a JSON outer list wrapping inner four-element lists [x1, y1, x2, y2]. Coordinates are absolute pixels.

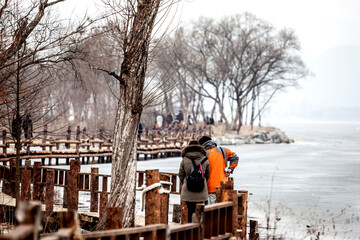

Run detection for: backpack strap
[[200, 157, 208, 165], [190, 158, 197, 167]]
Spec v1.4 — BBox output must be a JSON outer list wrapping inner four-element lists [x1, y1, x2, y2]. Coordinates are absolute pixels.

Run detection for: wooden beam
[[145, 169, 161, 225]]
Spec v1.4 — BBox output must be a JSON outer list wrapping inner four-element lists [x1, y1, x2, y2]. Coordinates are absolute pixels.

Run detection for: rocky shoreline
[[213, 128, 293, 145]]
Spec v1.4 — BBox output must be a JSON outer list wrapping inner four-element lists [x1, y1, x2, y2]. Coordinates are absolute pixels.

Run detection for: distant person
[[156, 115, 163, 128], [209, 116, 214, 125], [204, 115, 210, 125], [22, 114, 33, 139], [187, 115, 193, 125], [178, 140, 210, 222], [138, 122, 143, 140], [166, 113, 173, 127], [11, 114, 21, 139], [176, 110, 184, 122], [198, 136, 239, 204]]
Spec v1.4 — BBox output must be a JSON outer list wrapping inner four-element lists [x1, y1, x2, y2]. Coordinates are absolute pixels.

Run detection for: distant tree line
[[155, 13, 308, 131], [36, 13, 309, 132]]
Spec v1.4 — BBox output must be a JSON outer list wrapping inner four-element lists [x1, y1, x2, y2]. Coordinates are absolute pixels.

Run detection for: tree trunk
[[236, 98, 243, 132], [96, 0, 161, 229], [108, 105, 139, 227], [250, 88, 256, 130]]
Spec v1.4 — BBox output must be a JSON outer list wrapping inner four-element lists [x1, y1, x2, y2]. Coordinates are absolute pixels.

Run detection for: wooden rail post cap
[[16, 201, 42, 224], [70, 159, 80, 165]]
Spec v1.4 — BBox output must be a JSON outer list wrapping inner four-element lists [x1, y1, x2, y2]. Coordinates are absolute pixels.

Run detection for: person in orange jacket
[[198, 135, 239, 204]]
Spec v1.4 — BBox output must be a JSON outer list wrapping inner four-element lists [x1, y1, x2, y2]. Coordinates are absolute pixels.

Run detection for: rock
[[212, 127, 292, 145], [282, 138, 290, 144], [254, 138, 265, 144], [253, 132, 267, 141]]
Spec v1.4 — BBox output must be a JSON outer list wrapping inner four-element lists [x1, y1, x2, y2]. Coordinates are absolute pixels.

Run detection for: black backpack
[[186, 158, 207, 192]]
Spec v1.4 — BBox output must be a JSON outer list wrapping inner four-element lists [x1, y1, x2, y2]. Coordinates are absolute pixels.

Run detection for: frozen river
[[55, 121, 360, 239]]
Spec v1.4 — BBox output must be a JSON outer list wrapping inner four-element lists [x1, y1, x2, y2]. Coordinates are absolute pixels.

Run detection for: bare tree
[[93, 0, 170, 229], [0, 0, 92, 205], [158, 13, 308, 131]]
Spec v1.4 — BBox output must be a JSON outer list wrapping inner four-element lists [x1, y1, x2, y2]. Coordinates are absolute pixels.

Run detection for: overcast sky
[[59, 0, 360, 122]]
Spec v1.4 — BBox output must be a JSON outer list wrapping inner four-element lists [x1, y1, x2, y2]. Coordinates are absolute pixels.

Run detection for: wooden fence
[[0, 125, 212, 164], [0, 161, 260, 240]]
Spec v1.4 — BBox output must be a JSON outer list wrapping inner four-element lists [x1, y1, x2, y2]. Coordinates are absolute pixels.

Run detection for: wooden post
[[67, 159, 80, 211], [8, 159, 16, 198], [222, 177, 234, 190], [2, 163, 10, 194], [194, 203, 205, 240], [249, 220, 259, 240], [99, 193, 108, 220], [76, 126, 81, 141], [59, 211, 81, 239], [171, 175, 177, 193], [216, 186, 222, 203], [180, 200, 188, 224], [24, 160, 31, 169], [45, 170, 55, 217], [63, 171, 68, 208], [13, 202, 42, 240], [238, 190, 248, 240], [90, 168, 99, 212], [159, 174, 170, 224], [138, 172, 144, 187], [229, 190, 239, 237], [20, 170, 31, 201], [1, 129, 6, 156], [105, 207, 122, 230], [145, 169, 161, 225], [32, 161, 43, 201], [172, 204, 181, 223]]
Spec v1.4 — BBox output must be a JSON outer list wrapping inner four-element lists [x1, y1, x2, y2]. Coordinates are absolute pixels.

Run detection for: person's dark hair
[[188, 140, 200, 146], [198, 136, 212, 145]]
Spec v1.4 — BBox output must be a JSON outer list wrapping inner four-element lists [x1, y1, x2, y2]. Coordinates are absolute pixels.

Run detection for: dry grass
[[212, 123, 276, 137]]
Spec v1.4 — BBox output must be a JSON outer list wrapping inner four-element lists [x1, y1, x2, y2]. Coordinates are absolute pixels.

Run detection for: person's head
[[198, 135, 212, 146], [182, 139, 206, 156], [188, 140, 200, 146]]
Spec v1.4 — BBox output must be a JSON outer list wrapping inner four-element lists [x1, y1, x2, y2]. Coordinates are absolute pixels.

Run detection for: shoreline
[[212, 124, 293, 145]]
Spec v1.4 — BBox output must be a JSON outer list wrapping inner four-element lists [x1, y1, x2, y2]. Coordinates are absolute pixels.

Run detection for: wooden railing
[[82, 224, 169, 240], [0, 125, 213, 164], [0, 159, 183, 216], [0, 161, 259, 240]]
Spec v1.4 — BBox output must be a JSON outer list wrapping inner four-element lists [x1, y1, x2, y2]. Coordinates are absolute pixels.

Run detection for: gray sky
[[59, 0, 360, 122]]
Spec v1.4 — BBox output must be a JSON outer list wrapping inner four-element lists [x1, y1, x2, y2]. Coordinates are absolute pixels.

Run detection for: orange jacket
[[206, 147, 238, 193]]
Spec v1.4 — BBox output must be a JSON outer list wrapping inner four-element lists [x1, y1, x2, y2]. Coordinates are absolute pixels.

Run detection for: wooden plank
[[99, 193, 108, 220], [90, 168, 99, 212], [204, 202, 233, 212], [20, 170, 31, 201], [159, 174, 170, 224], [169, 223, 200, 233], [84, 174, 90, 190], [81, 224, 167, 239], [32, 162, 42, 201], [67, 159, 80, 211], [145, 169, 161, 225], [45, 170, 55, 217]]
